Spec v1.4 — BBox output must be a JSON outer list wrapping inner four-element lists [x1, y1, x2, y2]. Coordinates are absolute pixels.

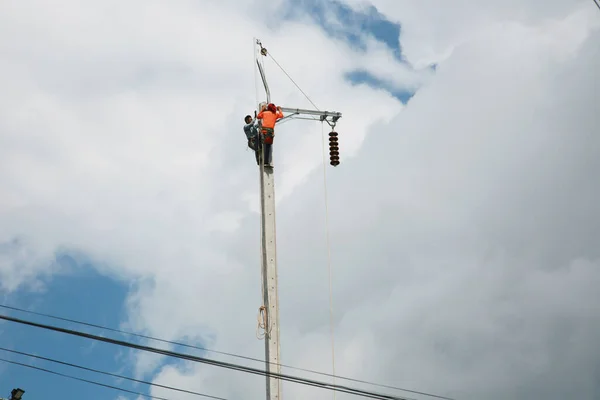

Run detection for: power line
[[0, 357, 170, 400], [0, 313, 414, 400], [0, 304, 454, 400], [594, 0, 600, 11], [0, 346, 227, 400]]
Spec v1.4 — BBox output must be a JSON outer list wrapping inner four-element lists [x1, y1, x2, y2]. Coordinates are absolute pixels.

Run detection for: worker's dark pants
[[263, 142, 272, 165], [249, 129, 274, 166], [262, 128, 274, 165]]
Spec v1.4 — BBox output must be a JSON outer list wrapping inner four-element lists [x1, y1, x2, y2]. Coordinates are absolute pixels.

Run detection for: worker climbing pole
[[252, 37, 343, 400]]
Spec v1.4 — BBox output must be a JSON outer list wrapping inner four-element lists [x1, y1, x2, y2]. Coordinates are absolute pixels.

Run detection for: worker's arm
[[256, 111, 264, 119]]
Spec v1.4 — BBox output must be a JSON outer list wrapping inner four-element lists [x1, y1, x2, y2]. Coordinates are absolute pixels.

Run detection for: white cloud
[[1, 0, 600, 399], [0, 0, 407, 374], [343, 0, 595, 68]]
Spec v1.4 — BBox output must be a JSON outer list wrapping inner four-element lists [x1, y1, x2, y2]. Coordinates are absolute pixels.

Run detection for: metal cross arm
[[280, 107, 341, 120], [279, 107, 342, 127]]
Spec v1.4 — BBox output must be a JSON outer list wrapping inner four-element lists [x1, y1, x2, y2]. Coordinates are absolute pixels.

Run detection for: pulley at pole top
[[256, 39, 268, 56]]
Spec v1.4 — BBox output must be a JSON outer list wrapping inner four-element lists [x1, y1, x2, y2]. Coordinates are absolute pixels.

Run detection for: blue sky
[[0, 253, 213, 400], [0, 2, 410, 400], [283, 0, 420, 104], [0, 261, 134, 400]]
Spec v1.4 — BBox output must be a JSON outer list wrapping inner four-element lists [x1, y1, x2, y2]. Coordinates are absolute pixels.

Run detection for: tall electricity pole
[[253, 39, 342, 400]]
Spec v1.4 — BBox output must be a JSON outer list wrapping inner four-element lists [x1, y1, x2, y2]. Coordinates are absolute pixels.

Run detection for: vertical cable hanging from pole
[[321, 122, 337, 400]]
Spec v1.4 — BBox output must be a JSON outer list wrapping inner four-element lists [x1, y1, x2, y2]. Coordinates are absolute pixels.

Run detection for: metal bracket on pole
[[278, 107, 342, 131], [276, 106, 343, 166]]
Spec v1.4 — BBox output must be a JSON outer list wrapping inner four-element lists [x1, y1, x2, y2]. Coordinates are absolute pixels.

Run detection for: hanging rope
[[256, 305, 273, 340], [321, 121, 337, 399], [268, 53, 320, 111]]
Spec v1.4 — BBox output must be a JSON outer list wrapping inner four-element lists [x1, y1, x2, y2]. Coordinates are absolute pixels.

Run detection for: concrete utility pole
[[253, 39, 342, 400]]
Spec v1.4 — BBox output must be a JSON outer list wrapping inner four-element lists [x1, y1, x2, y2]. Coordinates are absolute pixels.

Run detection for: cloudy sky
[[1, 0, 599, 399]]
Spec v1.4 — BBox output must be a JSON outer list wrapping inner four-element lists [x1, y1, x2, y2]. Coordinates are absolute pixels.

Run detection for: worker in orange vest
[[256, 103, 284, 167]]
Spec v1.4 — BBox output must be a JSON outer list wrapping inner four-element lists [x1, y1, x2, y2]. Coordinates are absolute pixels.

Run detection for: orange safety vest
[[256, 109, 283, 129]]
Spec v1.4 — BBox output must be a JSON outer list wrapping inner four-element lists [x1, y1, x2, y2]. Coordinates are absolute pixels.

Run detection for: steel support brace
[[280, 107, 341, 119]]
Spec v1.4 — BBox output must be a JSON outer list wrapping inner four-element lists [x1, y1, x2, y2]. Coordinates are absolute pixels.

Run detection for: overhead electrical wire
[[593, 0, 600, 11], [0, 357, 170, 400], [0, 346, 227, 400], [0, 312, 417, 400], [0, 302, 453, 399]]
